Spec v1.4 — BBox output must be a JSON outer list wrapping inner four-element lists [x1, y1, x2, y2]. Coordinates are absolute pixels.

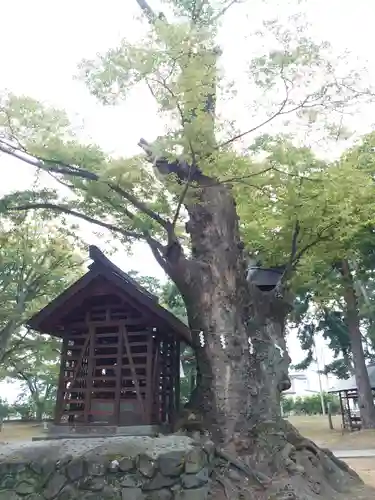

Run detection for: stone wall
[[0, 435, 214, 500]]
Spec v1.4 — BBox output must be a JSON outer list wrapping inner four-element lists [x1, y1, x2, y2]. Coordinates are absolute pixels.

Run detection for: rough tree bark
[[340, 259, 375, 429], [174, 179, 290, 442], [150, 169, 362, 498]]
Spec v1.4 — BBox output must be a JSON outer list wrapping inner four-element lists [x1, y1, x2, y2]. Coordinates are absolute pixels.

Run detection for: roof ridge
[[88, 245, 157, 301]]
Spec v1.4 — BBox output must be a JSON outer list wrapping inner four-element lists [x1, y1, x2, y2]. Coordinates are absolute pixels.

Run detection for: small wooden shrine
[[328, 363, 375, 431], [28, 246, 192, 429]]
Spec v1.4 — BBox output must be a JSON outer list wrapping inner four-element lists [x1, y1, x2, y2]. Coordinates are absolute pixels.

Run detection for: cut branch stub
[[138, 138, 204, 184]]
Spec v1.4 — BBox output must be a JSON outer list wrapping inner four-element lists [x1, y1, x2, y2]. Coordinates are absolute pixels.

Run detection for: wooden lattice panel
[[55, 291, 181, 427], [152, 335, 180, 426]]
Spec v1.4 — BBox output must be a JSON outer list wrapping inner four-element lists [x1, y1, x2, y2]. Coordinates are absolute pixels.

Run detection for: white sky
[[1, 0, 375, 401]]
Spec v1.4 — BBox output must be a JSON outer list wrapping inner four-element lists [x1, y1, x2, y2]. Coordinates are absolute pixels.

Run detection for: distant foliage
[[0, 397, 10, 419], [127, 271, 187, 323], [281, 393, 340, 416], [0, 213, 84, 358]]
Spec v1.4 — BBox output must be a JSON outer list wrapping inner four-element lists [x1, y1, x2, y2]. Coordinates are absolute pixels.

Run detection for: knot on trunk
[[249, 283, 293, 321]]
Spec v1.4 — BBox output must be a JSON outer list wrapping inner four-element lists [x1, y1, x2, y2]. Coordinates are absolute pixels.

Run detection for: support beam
[[84, 324, 95, 423], [122, 324, 146, 422]]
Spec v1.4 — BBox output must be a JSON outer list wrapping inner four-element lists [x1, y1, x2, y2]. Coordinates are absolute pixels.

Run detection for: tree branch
[[190, 0, 204, 23], [0, 330, 29, 364], [135, 0, 162, 23], [218, 74, 291, 149], [172, 179, 190, 229], [0, 139, 171, 232], [10, 364, 36, 395], [211, 0, 242, 23], [0, 139, 187, 271], [145, 233, 168, 270], [138, 138, 206, 184], [279, 219, 300, 286], [0, 138, 95, 179], [217, 71, 345, 149], [141, 76, 203, 226], [290, 219, 300, 266], [45, 383, 55, 400], [4, 202, 145, 240], [293, 221, 339, 265], [4, 201, 172, 273]]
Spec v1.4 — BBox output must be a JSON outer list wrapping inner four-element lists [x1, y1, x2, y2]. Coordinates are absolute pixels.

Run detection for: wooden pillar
[[345, 391, 352, 431], [160, 340, 167, 424], [151, 340, 160, 424], [54, 336, 68, 424], [84, 324, 95, 423], [174, 340, 181, 419], [114, 322, 124, 425], [339, 391, 345, 430], [167, 337, 174, 425], [146, 330, 154, 424], [122, 324, 146, 423]]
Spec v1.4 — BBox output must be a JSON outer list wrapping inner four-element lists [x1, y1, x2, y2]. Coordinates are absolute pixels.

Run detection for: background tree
[[287, 132, 375, 426], [293, 302, 354, 379], [0, 1, 373, 496], [159, 281, 188, 324], [127, 270, 164, 296], [291, 264, 375, 425], [281, 394, 295, 416], [290, 394, 340, 416], [0, 213, 84, 359], [0, 332, 60, 420], [0, 397, 10, 420], [12, 399, 35, 421], [127, 271, 187, 322]]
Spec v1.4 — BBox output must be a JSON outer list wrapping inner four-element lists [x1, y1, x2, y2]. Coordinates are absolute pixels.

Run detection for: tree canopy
[[0, 1, 373, 284], [0, 332, 60, 420], [0, 214, 84, 358]]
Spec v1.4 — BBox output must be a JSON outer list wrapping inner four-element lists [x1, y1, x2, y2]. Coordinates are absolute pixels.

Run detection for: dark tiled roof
[[28, 245, 192, 344]]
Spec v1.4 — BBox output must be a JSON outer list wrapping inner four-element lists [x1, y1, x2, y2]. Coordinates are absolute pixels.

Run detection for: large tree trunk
[[183, 280, 292, 443], [162, 181, 363, 498], [35, 402, 44, 422], [341, 259, 375, 429], [173, 181, 286, 441]]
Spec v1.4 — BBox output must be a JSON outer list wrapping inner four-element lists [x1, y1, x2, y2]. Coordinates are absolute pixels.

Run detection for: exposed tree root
[[215, 447, 271, 487], [176, 417, 370, 499]]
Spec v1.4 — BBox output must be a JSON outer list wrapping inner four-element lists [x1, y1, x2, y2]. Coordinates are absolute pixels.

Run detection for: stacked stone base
[[44, 424, 162, 438], [0, 436, 213, 500]]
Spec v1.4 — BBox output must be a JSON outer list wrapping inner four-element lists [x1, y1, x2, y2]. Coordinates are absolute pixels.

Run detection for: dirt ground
[[288, 414, 375, 450], [3, 415, 375, 447], [345, 458, 375, 487], [288, 415, 375, 494], [0, 421, 43, 442], [0, 415, 361, 443]]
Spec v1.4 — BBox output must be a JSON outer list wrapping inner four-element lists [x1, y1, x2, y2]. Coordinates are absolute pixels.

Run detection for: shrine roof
[[28, 245, 192, 344]]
